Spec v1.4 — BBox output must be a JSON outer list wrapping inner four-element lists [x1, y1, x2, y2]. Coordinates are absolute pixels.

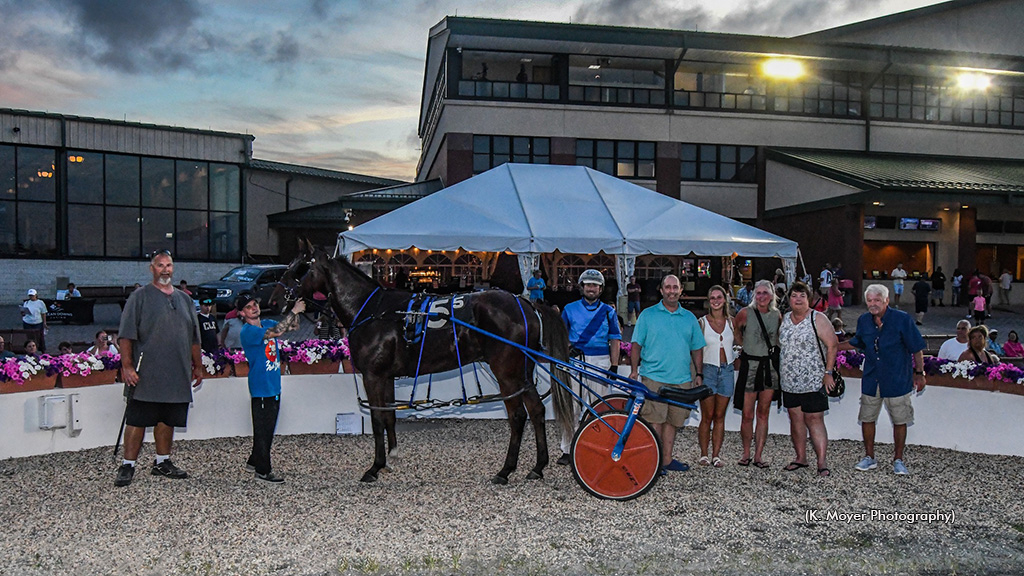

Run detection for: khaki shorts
[[639, 376, 694, 428], [858, 390, 914, 426]]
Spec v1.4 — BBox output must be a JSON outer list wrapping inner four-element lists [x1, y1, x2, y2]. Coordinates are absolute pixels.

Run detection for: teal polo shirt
[[631, 301, 705, 384]]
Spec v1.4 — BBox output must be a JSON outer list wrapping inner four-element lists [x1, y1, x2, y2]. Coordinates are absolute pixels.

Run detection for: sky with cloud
[[0, 0, 938, 181]]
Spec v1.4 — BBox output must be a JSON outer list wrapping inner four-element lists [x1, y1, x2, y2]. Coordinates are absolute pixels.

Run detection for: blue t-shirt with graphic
[[240, 320, 281, 398]]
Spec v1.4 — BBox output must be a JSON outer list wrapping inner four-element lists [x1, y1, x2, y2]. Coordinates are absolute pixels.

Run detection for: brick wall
[[3, 259, 237, 304]]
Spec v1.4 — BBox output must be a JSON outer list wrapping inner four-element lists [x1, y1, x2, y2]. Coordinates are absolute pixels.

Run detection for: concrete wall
[[4, 373, 1024, 461], [2, 259, 237, 305]]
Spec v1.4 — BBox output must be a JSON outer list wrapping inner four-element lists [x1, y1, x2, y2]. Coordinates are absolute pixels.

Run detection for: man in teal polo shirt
[[629, 275, 705, 473]]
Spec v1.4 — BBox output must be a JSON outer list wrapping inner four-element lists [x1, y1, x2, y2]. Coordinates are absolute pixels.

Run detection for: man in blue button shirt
[[238, 293, 305, 483], [630, 275, 705, 473], [840, 284, 926, 475], [557, 269, 621, 465]]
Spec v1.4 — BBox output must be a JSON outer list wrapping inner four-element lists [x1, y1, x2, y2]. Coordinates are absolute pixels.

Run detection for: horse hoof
[[526, 470, 543, 480], [360, 472, 378, 483], [490, 475, 509, 485]]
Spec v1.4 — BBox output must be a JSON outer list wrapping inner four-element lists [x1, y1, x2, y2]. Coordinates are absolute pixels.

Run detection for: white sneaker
[[855, 456, 877, 471]]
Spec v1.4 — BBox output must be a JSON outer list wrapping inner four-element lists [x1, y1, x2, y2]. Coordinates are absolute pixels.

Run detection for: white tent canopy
[[337, 164, 798, 292]]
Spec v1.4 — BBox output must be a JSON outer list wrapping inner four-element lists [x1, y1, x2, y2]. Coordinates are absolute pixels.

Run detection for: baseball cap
[[200, 298, 214, 306], [234, 293, 259, 311], [27, 289, 37, 296]]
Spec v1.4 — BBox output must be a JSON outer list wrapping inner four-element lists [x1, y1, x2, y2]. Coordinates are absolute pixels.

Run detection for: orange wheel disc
[[571, 411, 662, 500], [581, 393, 631, 424]]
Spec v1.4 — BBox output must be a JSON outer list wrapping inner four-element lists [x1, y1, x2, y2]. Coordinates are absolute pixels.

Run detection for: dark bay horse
[[272, 242, 575, 485]]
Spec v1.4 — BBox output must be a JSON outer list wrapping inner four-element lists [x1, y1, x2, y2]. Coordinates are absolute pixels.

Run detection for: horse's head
[[270, 238, 331, 313]]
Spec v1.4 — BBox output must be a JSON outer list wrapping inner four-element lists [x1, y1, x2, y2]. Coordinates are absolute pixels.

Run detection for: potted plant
[[53, 352, 119, 388], [282, 338, 350, 375], [0, 356, 58, 393]]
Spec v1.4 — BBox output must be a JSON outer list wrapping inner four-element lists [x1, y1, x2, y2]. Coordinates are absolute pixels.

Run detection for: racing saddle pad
[[657, 384, 713, 405]]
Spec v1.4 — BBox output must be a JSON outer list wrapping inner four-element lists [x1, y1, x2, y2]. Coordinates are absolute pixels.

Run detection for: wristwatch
[[914, 370, 925, 375]]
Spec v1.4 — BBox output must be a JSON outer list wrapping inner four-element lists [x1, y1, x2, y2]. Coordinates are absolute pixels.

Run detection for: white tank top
[[701, 315, 735, 367]]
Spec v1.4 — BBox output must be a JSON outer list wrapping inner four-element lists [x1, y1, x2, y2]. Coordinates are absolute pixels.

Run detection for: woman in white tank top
[[696, 285, 739, 468]]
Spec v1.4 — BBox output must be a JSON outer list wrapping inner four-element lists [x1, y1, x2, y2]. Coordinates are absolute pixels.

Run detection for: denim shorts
[[703, 363, 735, 398]]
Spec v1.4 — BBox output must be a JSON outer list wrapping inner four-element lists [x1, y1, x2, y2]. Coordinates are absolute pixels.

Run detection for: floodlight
[[762, 58, 803, 79]]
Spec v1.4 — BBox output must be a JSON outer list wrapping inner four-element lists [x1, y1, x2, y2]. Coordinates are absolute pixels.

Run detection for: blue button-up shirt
[[849, 307, 925, 398]]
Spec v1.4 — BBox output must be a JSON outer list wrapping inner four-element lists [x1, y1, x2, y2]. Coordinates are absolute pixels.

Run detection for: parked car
[[196, 265, 288, 312]]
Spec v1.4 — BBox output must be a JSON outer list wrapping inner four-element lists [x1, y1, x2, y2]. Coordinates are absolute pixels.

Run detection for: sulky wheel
[[580, 393, 632, 424], [571, 410, 662, 500]]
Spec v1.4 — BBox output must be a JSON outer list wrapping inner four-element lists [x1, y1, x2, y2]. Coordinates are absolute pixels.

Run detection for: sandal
[[698, 456, 710, 466], [783, 461, 809, 472], [712, 457, 724, 468], [737, 457, 752, 467], [818, 467, 831, 477], [753, 461, 770, 469]]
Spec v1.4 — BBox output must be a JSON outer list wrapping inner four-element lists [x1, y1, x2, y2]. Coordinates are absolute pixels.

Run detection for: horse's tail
[[537, 303, 576, 444]]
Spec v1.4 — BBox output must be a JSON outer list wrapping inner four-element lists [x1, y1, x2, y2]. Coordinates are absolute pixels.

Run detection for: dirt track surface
[[1, 419, 1023, 575]]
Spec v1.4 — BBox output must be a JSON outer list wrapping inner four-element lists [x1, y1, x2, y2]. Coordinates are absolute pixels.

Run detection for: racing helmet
[[578, 269, 605, 286]]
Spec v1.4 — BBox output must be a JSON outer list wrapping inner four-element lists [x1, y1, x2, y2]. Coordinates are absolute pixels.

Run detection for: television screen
[[919, 218, 941, 231], [899, 217, 919, 230], [864, 216, 877, 229]]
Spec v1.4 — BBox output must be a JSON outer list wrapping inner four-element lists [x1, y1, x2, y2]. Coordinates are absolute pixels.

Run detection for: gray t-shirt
[[220, 317, 244, 349], [119, 284, 200, 403]]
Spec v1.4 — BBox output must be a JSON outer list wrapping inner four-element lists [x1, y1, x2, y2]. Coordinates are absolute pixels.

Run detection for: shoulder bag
[[811, 310, 844, 398]]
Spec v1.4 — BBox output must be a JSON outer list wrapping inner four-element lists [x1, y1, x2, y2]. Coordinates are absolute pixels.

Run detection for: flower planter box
[[838, 366, 863, 379], [342, 359, 355, 374], [1, 374, 58, 394], [232, 362, 249, 378], [60, 370, 118, 388], [286, 360, 341, 375], [924, 373, 1023, 396], [202, 369, 231, 379]]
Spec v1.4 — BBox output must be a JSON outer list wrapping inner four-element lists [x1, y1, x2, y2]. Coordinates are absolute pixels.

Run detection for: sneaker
[[893, 459, 909, 475], [151, 459, 188, 479], [664, 459, 690, 472], [114, 463, 135, 487], [555, 453, 571, 466], [255, 472, 285, 483], [244, 463, 256, 473], [854, 456, 878, 471]]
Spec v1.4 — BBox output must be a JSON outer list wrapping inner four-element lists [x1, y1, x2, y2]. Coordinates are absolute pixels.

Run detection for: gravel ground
[[1, 419, 1023, 576]]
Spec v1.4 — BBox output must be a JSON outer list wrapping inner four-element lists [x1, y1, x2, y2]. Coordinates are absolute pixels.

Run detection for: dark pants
[[248, 396, 280, 475]]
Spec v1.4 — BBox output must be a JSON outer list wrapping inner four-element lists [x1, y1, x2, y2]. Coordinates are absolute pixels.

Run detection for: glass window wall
[[568, 56, 666, 106]]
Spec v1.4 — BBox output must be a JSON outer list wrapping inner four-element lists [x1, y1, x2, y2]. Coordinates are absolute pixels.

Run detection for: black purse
[[811, 311, 844, 398]]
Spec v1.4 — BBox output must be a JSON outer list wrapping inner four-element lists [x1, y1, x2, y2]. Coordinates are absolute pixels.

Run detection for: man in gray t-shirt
[[115, 252, 203, 487]]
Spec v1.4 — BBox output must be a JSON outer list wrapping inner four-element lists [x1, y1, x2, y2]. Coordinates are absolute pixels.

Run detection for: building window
[[457, 51, 560, 101], [869, 73, 1024, 127], [0, 145, 57, 256], [770, 71, 862, 118], [62, 150, 241, 261], [568, 56, 666, 106], [576, 139, 655, 178], [674, 63, 768, 111], [680, 144, 756, 182], [473, 136, 550, 174]]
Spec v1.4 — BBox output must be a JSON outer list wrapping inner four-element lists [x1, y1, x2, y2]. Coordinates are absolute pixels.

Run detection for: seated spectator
[[22, 339, 39, 359], [1003, 330, 1024, 358], [937, 320, 970, 360], [986, 328, 1005, 356], [57, 341, 74, 355], [831, 318, 848, 342], [959, 325, 999, 365], [64, 282, 82, 299], [86, 330, 119, 356], [0, 336, 14, 359]]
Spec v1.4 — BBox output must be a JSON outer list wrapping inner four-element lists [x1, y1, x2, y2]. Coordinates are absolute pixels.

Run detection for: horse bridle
[[276, 255, 337, 325]]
